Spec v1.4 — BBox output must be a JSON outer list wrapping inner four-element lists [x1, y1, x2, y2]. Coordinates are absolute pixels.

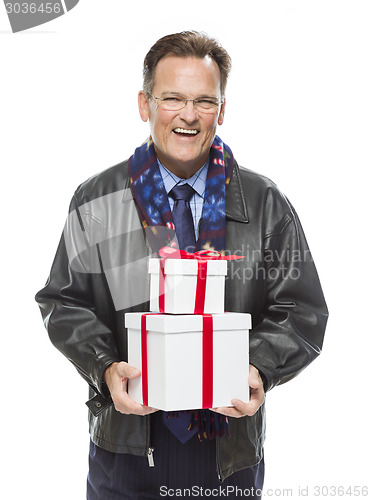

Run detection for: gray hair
[[143, 31, 232, 98]]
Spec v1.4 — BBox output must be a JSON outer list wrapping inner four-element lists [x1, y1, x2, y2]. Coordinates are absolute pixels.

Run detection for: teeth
[[174, 128, 198, 135]]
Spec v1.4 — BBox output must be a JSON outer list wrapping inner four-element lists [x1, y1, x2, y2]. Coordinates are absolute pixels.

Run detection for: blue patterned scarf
[[128, 135, 233, 254], [128, 135, 234, 440]]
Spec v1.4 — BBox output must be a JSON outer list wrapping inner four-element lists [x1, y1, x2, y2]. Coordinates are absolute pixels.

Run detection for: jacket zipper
[[147, 447, 155, 467], [216, 436, 222, 481], [146, 415, 155, 467]]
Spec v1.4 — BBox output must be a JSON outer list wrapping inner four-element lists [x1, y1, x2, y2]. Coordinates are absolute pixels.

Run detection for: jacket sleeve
[[249, 188, 329, 392], [35, 193, 121, 398]]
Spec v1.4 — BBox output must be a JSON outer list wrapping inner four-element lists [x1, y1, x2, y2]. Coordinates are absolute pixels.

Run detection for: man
[[35, 31, 328, 499]]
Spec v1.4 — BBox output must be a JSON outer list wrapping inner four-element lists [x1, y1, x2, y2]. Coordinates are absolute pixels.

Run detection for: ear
[[138, 91, 149, 122], [218, 98, 226, 126]]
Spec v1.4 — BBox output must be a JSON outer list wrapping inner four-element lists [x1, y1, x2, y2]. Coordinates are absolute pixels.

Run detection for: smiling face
[[138, 55, 225, 179]]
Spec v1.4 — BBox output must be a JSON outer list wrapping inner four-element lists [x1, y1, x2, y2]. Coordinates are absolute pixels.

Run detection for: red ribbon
[[194, 260, 207, 314], [202, 314, 213, 408], [141, 314, 150, 406], [158, 258, 166, 313], [140, 313, 214, 409], [157, 247, 244, 314], [140, 313, 161, 406]]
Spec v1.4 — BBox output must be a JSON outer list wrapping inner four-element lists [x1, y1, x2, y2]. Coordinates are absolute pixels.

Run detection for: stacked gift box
[[125, 247, 251, 411]]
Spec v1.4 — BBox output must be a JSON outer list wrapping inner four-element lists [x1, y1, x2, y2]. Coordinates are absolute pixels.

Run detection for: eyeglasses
[[148, 93, 223, 114]]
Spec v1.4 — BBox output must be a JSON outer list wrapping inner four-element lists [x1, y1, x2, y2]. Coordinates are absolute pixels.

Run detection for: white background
[[1, 1, 369, 498]]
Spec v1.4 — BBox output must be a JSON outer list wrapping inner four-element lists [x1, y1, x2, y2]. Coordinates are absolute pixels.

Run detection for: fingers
[[106, 362, 158, 416], [234, 392, 263, 415], [211, 398, 258, 418], [211, 366, 266, 418], [112, 389, 157, 415], [248, 364, 263, 389], [210, 406, 241, 418], [211, 395, 261, 418], [115, 361, 141, 380]]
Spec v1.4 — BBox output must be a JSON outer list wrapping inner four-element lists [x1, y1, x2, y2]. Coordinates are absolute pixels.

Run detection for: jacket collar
[[225, 160, 249, 223]]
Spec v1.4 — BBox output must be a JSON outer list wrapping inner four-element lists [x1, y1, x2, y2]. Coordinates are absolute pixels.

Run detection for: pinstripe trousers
[[87, 411, 264, 499]]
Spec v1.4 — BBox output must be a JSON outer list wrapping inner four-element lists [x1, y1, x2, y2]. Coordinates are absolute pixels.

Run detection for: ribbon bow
[[157, 247, 244, 314], [158, 246, 244, 261]]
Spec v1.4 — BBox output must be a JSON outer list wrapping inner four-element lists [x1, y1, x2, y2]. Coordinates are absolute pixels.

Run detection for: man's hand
[[211, 365, 265, 418], [104, 362, 158, 415]]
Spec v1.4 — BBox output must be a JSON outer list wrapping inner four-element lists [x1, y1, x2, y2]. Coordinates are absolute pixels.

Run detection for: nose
[[178, 100, 198, 123]]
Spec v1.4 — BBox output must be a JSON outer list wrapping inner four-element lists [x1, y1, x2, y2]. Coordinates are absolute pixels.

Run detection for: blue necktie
[[169, 184, 197, 253], [162, 183, 198, 443]]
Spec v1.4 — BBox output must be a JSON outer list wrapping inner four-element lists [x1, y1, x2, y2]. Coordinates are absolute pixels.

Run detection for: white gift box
[[149, 258, 228, 314], [125, 312, 251, 411]]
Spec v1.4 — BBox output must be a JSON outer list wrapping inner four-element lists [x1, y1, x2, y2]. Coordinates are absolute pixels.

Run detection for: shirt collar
[[158, 159, 209, 198]]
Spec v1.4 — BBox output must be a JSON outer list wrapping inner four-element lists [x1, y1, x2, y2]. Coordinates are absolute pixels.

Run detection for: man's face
[[138, 55, 225, 178]]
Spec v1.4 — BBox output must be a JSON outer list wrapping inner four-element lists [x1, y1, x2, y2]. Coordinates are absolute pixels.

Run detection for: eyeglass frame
[[147, 92, 224, 112]]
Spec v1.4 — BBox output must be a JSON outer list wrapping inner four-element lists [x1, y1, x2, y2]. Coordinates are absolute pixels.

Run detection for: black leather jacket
[[35, 158, 328, 481]]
